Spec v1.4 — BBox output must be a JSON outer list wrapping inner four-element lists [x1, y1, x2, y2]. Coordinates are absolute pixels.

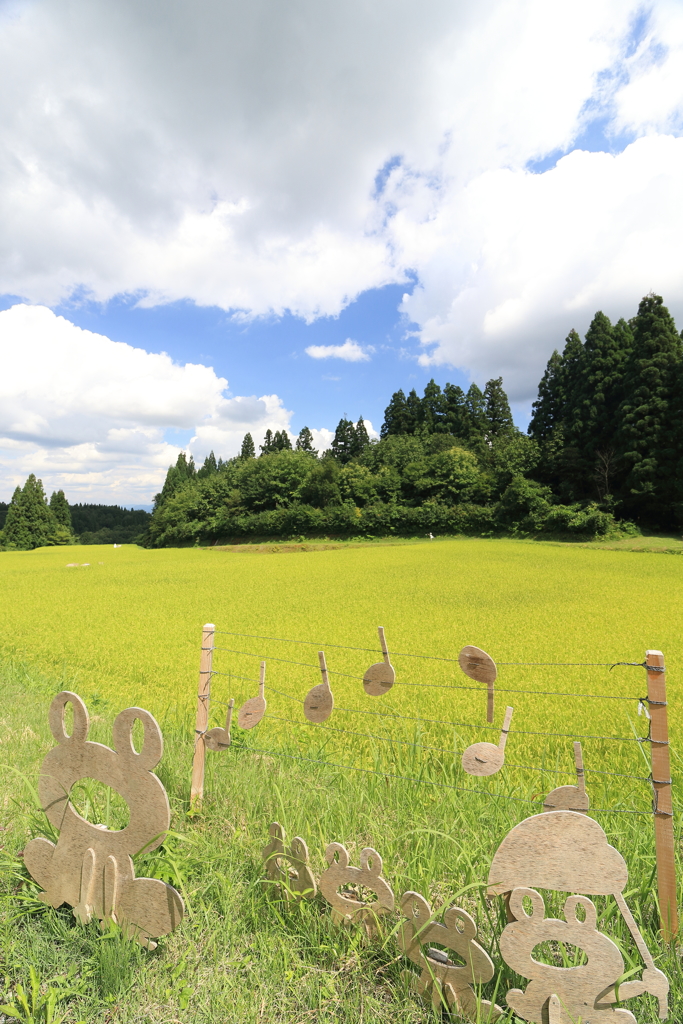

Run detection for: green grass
[[0, 538, 681, 1022]]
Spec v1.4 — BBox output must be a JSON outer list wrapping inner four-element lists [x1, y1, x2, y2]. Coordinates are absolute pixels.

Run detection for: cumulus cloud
[[0, 304, 292, 499], [1, 0, 683, 401], [305, 340, 372, 362]]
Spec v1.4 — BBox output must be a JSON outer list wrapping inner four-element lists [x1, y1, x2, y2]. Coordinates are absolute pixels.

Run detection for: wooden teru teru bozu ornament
[[318, 843, 394, 938], [23, 691, 184, 948], [261, 821, 317, 900], [487, 809, 669, 1023], [397, 890, 504, 1021]]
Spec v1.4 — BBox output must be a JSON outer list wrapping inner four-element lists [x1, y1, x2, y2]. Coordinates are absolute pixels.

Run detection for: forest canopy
[[145, 294, 682, 546]]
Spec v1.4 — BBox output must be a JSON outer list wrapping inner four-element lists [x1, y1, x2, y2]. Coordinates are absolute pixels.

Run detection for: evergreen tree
[[272, 430, 293, 451], [240, 433, 256, 459], [296, 426, 318, 455], [153, 451, 197, 509], [350, 416, 370, 458], [528, 350, 563, 442], [558, 328, 584, 418], [260, 429, 275, 455], [380, 389, 410, 437], [443, 383, 469, 437], [197, 451, 218, 478], [49, 490, 72, 529], [483, 377, 514, 438], [3, 475, 56, 549], [616, 294, 682, 521], [405, 389, 423, 433], [566, 312, 632, 499], [465, 383, 487, 438], [421, 380, 446, 433], [331, 418, 357, 463]]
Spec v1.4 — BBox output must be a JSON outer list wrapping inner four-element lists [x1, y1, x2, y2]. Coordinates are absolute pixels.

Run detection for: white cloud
[[2, 1, 683, 398], [305, 340, 372, 362], [0, 304, 292, 500]]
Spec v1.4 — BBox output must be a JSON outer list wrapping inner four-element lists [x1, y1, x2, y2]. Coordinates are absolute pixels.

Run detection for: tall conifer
[[421, 380, 446, 433], [443, 383, 469, 437], [380, 389, 410, 437], [296, 427, 318, 455], [465, 383, 487, 438], [483, 377, 514, 438], [240, 433, 256, 459]]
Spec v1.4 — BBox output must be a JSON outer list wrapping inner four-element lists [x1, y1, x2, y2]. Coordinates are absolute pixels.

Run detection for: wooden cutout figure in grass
[[303, 651, 334, 723], [462, 706, 513, 776], [23, 691, 184, 948], [261, 821, 316, 900], [458, 645, 497, 723], [397, 890, 503, 1021], [543, 741, 589, 813], [204, 697, 235, 751], [363, 627, 395, 696], [237, 661, 266, 729], [488, 810, 669, 1022], [319, 843, 394, 937]]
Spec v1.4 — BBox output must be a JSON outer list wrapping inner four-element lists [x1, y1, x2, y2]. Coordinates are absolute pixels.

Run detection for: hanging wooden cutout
[[462, 706, 513, 776], [238, 661, 266, 729], [488, 810, 669, 1022], [23, 691, 184, 948], [397, 890, 503, 1021], [303, 651, 334, 723], [543, 741, 589, 813], [261, 821, 316, 900], [204, 697, 235, 751], [363, 627, 396, 696], [458, 645, 497, 723], [319, 843, 394, 937]]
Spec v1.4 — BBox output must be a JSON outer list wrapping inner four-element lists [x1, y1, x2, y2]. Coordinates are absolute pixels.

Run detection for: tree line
[[0, 478, 151, 550]]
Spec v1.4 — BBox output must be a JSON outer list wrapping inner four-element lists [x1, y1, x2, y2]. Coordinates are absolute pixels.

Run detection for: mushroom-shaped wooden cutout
[[488, 811, 669, 1020], [303, 651, 334, 723], [543, 741, 589, 813], [237, 661, 266, 729], [319, 843, 394, 937], [363, 627, 396, 696], [458, 645, 497, 723], [261, 821, 316, 900], [397, 890, 503, 1021], [23, 691, 184, 948], [462, 706, 513, 776], [204, 698, 235, 751]]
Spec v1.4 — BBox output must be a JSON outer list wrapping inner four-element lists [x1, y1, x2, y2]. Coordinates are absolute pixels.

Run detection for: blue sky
[[1, 1, 682, 503]]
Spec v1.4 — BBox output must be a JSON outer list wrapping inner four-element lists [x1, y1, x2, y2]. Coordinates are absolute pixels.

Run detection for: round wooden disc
[[304, 683, 334, 723], [237, 695, 266, 729], [363, 661, 395, 696], [543, 785, 590, 813], [461, 741, 504, 776], [204, 727, 231, 751], [458, 646, 497, 684]]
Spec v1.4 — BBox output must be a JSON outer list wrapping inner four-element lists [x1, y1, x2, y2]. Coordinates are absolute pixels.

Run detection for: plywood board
[[319, 843, 394, 936], [23, 691, 184, 948], [363, 627, 396, 696], [237, 661, 266, 729], [462, 706, 513, 776], [303, 651, 334, 723], [458, 645, 497, 722], [261, 821, 316, 900]]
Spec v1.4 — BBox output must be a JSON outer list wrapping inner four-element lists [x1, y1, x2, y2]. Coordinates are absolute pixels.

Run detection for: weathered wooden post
[[646, 649, 678, 940], [190, 623, 215, 807]]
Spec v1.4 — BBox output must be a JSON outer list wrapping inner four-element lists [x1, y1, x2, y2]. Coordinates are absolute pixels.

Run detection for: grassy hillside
[[0, 538, 680, 1021]]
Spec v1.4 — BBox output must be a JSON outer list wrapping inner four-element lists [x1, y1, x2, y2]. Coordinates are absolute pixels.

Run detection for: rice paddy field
[[0, 537, 681, 1022]]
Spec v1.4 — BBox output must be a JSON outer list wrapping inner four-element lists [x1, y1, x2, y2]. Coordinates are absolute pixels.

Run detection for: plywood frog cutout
[[319, 843, 394, 937], [261, 821, 316, 899], [488, 810, 669, 1022], [397, 891, 503, 1020], [23, 691, 184, 948]]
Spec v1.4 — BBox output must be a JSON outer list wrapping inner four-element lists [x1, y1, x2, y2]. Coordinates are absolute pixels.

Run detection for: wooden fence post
[[190, 623, 215, 807], [646, 649, 678, 941]]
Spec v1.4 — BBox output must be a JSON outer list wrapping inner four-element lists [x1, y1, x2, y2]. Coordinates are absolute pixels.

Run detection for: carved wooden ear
[[49, 691, 89, 744], [400, 890, 432, 922], [563, 895, 597, 929], [325, 842, 349, 868], [443, 906, 477, 940], [509, 886, 544, 922], [112, 708, 163, 769], [359, 848, 382, 876]]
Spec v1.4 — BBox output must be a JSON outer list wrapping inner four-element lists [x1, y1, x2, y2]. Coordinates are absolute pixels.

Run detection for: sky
[[2, 0, 683, 504]]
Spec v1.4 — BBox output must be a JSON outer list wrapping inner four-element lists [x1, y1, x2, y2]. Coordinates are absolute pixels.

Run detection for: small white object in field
[[66, 563, 79, 567], [80, 563, 90, 567], [428, 532, 434, 539]]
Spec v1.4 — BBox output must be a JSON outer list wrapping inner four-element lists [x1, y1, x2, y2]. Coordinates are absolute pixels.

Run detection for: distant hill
[[69, 504, 151, 545]]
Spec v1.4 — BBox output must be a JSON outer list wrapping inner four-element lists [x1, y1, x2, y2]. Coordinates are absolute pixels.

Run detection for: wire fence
[[197, 626, 675, 820]]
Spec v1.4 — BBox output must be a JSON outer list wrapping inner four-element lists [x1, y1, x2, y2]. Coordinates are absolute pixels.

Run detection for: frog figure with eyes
[[23, 691, 184, 948]]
